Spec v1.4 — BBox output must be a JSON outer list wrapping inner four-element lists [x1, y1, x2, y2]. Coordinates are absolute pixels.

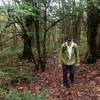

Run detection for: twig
[[1, 0, 6, 5]]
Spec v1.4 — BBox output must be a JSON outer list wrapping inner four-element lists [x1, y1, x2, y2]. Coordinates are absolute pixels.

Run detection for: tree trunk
[[22, 34, 33, 61], [0, 35, 3, 50], [86, 3, 100, 63], [21, 15, 36, 62], [42, 1, 48, 71], [34, 20, 41, 70]]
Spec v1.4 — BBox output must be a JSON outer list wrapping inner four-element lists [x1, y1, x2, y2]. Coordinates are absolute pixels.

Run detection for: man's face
[[67, 40, 72, 46]]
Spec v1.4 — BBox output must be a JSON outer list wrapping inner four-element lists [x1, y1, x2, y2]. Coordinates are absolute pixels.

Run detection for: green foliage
[[0, 46, 22, 63], [16, 3, 37, 17], [96, 66, 100, 70], [88, 0, 100, 9], [0, 88, 47, 100], [4, 88, 21, 100], [22, 90, 48, 100], [0, 70, 5, 76], [9, 73, 33, 84], [0, 2, 37, 17], [0, 60, 34, 86], [7, 67, 33, 85]]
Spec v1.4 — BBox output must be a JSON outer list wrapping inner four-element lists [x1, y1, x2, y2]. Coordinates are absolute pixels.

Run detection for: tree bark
[[22, 34, 33, 61], [42, 1, 48, 71], [86, 3, 100, 63], [34, 19, 41, 70], [21, 15, 35, 62]]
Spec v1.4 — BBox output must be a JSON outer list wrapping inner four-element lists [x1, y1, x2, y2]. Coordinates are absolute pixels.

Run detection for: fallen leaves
[[0, 54, 100, 100], [89, 81, 96, 87]]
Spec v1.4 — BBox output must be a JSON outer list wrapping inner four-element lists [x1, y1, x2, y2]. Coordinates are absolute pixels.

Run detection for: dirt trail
[[35, 54, 100, 100], [14, 53, 100, 100]]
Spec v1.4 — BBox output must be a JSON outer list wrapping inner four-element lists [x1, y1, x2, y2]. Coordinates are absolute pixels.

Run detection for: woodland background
[[0, 0, 100, 100]]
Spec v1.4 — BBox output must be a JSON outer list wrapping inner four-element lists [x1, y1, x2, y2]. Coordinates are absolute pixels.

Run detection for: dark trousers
[[62, 64, 75, 86]]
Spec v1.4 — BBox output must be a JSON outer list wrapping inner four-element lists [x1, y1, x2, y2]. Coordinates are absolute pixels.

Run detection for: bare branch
[[6, 21, 19, 28], [45, 14, 67, 34], [1, 0, 6, 5], [14, 15, 27, 34], [46, 0, 52, 8], [13, 0, 20, 3]]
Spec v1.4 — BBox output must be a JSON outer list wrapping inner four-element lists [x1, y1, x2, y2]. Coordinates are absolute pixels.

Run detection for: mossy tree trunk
[[22, 34, 33, 61], [86, 2, 100, 63], [22, 15, 34, 62]]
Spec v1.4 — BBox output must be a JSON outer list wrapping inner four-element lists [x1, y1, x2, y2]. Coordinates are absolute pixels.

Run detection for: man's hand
[[75, 63, 80, 67], [58, 64, 62, 68]]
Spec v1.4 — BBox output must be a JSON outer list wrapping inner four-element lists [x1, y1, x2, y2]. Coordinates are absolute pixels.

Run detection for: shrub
[[0, 88, 48, 100]]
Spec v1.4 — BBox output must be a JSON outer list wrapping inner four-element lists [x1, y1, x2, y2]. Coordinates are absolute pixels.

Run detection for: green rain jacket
[[59, 42, 79, 65]]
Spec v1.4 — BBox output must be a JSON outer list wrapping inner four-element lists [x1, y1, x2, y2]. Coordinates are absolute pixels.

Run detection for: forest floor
[[35, 53, 100, 100], [0, 52, 100, 100]]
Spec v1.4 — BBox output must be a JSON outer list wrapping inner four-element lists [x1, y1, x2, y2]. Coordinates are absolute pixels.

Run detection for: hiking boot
[[63, 83, 70, 88], [69, 73, 74, 83], [70, 79, 74, 83], [66, 84, 70, 88]]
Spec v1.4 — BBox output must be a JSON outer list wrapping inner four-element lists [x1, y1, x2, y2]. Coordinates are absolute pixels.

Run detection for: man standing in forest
[[59, 34, 80, 88]]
